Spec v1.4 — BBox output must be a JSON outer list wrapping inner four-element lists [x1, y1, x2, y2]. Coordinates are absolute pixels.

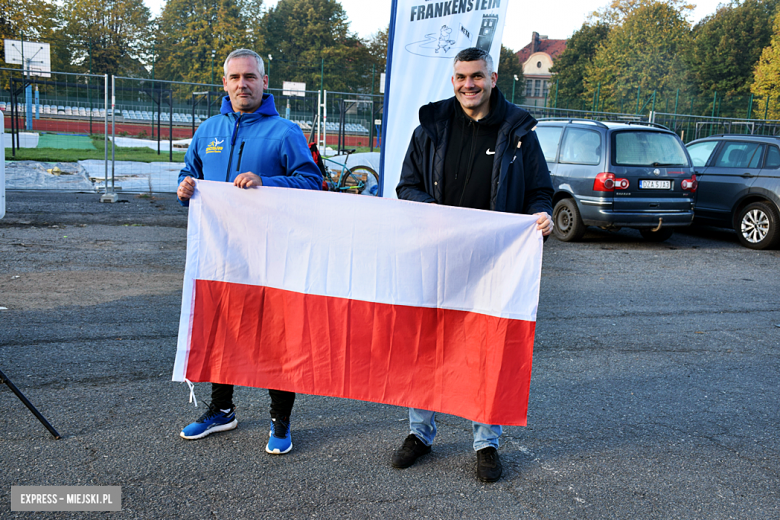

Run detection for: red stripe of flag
[[185, 279, 535, 426]]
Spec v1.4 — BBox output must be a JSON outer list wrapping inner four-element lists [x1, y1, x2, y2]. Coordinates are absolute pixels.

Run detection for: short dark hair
[[453, 47, 494, 75]]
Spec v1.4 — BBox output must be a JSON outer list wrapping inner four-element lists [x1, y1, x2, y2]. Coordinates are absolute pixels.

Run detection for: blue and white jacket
[[178, 94, 321, 204]]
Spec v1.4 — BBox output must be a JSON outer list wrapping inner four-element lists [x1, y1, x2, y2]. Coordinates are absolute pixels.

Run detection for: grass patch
[[6, 138, 186, 163]]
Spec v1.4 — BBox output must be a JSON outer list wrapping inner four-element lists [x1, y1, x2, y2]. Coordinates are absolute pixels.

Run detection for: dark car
[[685, 134, 780, 250], [536, 119, 697, 242]]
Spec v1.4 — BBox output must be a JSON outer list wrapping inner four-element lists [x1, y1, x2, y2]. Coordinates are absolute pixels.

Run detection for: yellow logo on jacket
[[206, 139, 224, 154]]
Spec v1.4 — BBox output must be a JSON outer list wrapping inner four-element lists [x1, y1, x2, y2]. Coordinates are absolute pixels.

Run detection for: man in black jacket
[[393, 47, 554, 483]]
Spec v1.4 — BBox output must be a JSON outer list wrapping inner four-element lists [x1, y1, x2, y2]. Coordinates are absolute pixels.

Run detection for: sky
[[143, 0, 728, 52]]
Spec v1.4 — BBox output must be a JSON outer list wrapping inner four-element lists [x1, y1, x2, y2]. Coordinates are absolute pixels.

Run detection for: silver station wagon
[[536, 119, 696, 242]]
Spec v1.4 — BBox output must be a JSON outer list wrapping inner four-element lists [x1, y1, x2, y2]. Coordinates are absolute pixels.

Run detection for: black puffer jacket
[[396, 88, 553, 216]]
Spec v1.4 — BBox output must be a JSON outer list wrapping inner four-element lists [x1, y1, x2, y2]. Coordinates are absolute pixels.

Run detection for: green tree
[[62, 0, 152, 76], [589, 0, 693, 26], [752, 7, 780, 119], [239, 0, 266, 49], [549, 22, 610, 106], [685, 0, 779, 95], [495, 45, 524, 104], [154, 0, 250, 84], [584, 0, 691, 112], [258, 0, 370, 92], [365, 26, 388, 93]]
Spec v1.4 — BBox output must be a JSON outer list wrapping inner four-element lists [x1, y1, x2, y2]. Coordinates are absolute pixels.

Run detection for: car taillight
[[681, 174, 698, 192], [594, 172, 629, 191]]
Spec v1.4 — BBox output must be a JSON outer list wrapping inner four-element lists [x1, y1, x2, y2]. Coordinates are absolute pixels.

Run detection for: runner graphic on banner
[[379, 0, 509, 197]]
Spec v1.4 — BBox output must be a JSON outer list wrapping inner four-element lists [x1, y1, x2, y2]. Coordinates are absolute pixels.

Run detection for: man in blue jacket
[[176, 49, 321, 455], [393, 47, 554, 482]]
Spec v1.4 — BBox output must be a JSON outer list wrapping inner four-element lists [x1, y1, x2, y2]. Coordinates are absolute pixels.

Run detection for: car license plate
[[639, 180, 671, 189]]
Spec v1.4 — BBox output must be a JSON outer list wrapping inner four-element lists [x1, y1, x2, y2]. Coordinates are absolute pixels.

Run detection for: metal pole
[[10, 78, 16, 157], [192, 94, 196, 137], [100, 75, 118, 202], [369, 98, 375, 152], [104, 75, 108, 193], [337, 99, 341, 154], [554, 78, 559, 109], [673, 88, 679, 133], [635, 85, 641, 114], [746, 93, 754, 121], [323, 90, 328, 151], [111, 77, 116, 192], [169, 90, 173, 162], [0, 369, 61, 439], [711, 92, 717, 118], [511, 77, 516, 104], [157, 88, 161, 155], [764, 95, 770, 121], [89, 41, 93, 134], [317, 90, 321, 147]]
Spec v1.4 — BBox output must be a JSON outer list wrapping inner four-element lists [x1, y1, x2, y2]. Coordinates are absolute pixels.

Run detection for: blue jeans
[[409, 408, 502, 451]]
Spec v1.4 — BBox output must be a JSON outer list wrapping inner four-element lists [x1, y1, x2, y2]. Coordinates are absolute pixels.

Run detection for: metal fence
[[2, 69, 385, 196], [519, 104, 780, 144], [548, 86, 780, 124], [108, 76, 385, 155], [1, 67, 113, 194], [7, 66, 780, 197]]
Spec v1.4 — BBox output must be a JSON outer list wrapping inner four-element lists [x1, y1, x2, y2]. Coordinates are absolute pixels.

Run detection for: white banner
[[380, 0, 509, 197]]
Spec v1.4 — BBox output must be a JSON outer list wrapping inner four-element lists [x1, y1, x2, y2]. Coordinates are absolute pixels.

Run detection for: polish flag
[[173, 180, 543, 426]]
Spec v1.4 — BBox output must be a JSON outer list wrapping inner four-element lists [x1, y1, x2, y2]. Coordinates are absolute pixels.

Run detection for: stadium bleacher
[[1, 101, 370, 134]]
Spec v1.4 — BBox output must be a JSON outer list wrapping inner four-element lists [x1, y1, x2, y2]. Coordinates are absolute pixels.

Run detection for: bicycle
[[310, 143, 380, 196]]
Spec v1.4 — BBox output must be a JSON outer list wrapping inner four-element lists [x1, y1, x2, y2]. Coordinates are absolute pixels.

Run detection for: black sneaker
[[391, 434, 431, 468], [476, 447, 502, 482]]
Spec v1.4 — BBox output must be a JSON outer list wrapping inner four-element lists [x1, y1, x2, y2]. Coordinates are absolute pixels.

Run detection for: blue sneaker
[[180, 404, 238, 440], [265, 416, 292, 454]]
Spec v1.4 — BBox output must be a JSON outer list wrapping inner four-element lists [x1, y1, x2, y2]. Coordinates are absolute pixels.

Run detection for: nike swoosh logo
[[486, 149, 495, 155]]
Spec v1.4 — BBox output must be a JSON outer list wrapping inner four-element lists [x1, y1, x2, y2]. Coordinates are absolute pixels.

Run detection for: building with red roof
[[516, 32, 567, 106]]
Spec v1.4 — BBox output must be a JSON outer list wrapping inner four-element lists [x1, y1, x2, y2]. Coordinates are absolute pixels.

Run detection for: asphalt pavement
[[1, 191, 778, 519]]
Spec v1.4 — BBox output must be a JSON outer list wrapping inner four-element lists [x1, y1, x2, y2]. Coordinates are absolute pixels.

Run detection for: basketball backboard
[[4, 39, 51, 77], [283, 81, 306, 97]]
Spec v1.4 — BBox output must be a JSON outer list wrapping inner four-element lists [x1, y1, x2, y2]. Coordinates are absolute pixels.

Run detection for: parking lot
[[1, 191, 778, 519]]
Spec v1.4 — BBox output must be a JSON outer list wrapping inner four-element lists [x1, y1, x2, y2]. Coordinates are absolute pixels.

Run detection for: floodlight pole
[[211, 49, 215, 86]]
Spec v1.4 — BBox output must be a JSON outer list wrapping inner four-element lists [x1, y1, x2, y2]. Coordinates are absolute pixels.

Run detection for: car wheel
[[639, 228, 674, 242], [553, 198, 586, 242], [735, 202, 780, 250]]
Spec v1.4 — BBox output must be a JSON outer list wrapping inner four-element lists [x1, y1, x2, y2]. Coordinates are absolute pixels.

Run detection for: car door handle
[[741, 173, 754, 178]]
